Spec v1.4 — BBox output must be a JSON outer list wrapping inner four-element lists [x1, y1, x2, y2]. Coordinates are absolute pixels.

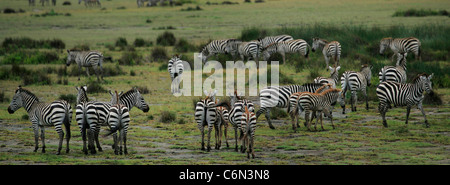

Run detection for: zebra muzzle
[[7, 106, 14, 114]]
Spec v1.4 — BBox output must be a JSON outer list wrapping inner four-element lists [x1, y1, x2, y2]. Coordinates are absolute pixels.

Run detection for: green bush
[[160, 111, 176, 123], [58, 94, 76, 105], [115, 37, 128, 49], [174, 38, 194, 52], [156, 31, 176, 46], [151, 46, 168, 61]]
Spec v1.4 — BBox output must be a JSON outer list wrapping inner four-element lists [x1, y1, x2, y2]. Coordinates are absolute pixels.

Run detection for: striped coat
[[194, 90, 218, 151], [340, 65, 372, 113], [75, 85, 99, 154], [379, 37, 421, 61], [7, 86, 72, 155], [298, 89, 342, 131], [261, 39, 310, 64], [379, 53, 408, 83], [312, 38, 341, 70], [66, 50, 104, 81], [104, 91, 131, 155], [376, 73, 433, 127]]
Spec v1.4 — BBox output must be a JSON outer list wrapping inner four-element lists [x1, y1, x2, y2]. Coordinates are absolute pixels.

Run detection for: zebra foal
[[104, 91, 131, 155]]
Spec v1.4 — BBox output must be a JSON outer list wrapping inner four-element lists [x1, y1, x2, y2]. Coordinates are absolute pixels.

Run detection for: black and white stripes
[[261, 39, 310, 64], [379, 37, 421, 61], [340, 64, 372, 113], [104, 91, 131, 155], [8, 86, 72, 155], [379, 52, 408, 83], [312, 38, 341, 70], [377, 73, 433, 127], [66, 50, 104, 81]]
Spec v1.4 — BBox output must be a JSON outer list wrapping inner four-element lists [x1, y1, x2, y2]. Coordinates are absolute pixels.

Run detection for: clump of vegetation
[[71, 43, 90, 51], [119, 47, 142, 65], [3, 8, 25, 14], [1, 50, 60, 64], [86, 80, 107, 93], [160, 111, 176, 123], [156, 31, 176, 46], [133, 38, 153, 47], [23, 71, 52, 86], [174, 38, 195, 52], [393, 9, 449, 17], [181, 6, 202, 11], [2, 37, 65, 51], [115, 37, 128, 50], [239, 27, 268, 41], [423, 91, 443, 105], [58, 94, 76, 105], [0, 91, 8, 103], [270, 107, 288, 119], [151, 46, 168, 61]]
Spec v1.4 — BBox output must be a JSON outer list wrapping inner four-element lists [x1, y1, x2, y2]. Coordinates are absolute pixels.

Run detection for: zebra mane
[[16, 87, 39, 102], [412, 73, 429, 83], [121, 88, 139, 98]]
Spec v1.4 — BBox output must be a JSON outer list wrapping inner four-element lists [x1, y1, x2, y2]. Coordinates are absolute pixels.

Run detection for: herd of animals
[[5, 34, 435, 159]]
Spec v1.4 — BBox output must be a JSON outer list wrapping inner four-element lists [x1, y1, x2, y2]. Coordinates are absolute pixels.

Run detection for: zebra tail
[[305, 43, 311, 58], [64, 104, 72, 135], [333, 43, 338, 63], [98, 54, 104, 66], [103, 125, 119, 137], [380, 68, 387, 82]]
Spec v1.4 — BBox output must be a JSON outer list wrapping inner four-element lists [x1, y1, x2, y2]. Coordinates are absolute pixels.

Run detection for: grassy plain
[[0, 0, 449, 164]]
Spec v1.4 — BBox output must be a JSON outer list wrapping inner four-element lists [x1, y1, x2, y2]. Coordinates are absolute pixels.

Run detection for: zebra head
[[130, 87, 150, 112], [311, 38, 320, 52], [8, 86, 37, 114], [379, 37, 392, 55], [204, 89, 218, 103], [199, 47, 209, 64], [66, 50, 77, 66], [75, 85, 88, 104], [328, 65, 341, 75], [416, 73, 434, 94], [361, 64, 373, 87], [396, 52, 408, 66]]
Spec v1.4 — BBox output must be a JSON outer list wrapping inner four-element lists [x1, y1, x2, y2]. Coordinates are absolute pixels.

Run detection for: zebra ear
[[336, 66, 341, 71], [109, 90, 113, 96], [67, 49, 69, 53], [429, 73, 434, 79], [83, 85, 87, 91], [328, 66, 333, 71], [204, 90, 208, 96], [119, 91, 123, 96], [75, 86, 79, 91]]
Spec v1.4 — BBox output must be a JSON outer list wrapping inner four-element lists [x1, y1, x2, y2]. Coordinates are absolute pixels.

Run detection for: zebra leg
[[418, 102, 429, 128], [265, 108, 275, 129], [64, 115, 71, 153], [85, 67, 90, 77], [315, 111, 320, 131], [40, 126, 46, 153], [81, 126, 88, 154], [112, 132, 119, 155], [281, 52, 286, 64], [324, 54, 330, 70], [224, 122, 229, 148], [405, 106, 411, 125], [305, 111, 311, 131], [234, 126, 238, 152], [94, 126, 103, 152], [207, 124, 212, 152], [325, 109, 334, 129], [122, 129, 128, 155], [214, 123, 220, 149], [200, 126, 205, 150], [379, 102, 388, 127], [32, 122, 39, 152], [92, 65, 100, 82], [77, 65, 82, 81], [351, 91, 357, 112]]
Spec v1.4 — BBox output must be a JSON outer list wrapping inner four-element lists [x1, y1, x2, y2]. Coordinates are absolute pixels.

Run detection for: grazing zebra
[[238, 41, 261, 63], [379, 37, 421, 61], [261, 39, 310, 64], [168, 55, 185, 94], [311, 38, 341, 70], [104, 91, 131, 155], [377, 73, 433, 128], [340, 64, 373, 113], [258, 34, 294, 48], [379, 52, 408, 83], [91, 87, 149, 151], [66, 50, 104, 81], [287, 83, 332, 132], [256, 83, 331, 129], [29, 0, 35, 6], [240, 106, 257, 159], [199, 39, 239, 64], [194, 90, 218, 151], [314, 65, 341, 88], [298, 88, 343, 131], [75, 85, 99, 154], [7, 86, 72, 155], [214, 105, 229, 150]]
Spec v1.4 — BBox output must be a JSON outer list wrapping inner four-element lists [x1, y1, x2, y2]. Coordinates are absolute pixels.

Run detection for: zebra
[[258, 34, 294, 48], [287, 83, 332, 132], [240, 106, 257, 159], [29, 0, 35, 6], [314, 65, 341, 89], [194, 90, 218, 151], [379, 52, 408, 83], [214, 104, 229, 150], [104, 91, 131, 155], [377, 73, 433, 128], [311, 38, 341, 70], [379, 37, 421, 61], [298, 88, 343, 131], [7, 86, 72, 155], [256, 83, 331, 129], [168, 55, 184, 94], [79, 0, 101, 7], [75, 85, 99, 154], [66, 49, 104, 81], [199, 39, 239, 64], [261, 39, 310, 64], [40, 0, 49, 6], [90, 87, 149, 152], [237, 41, 261, 63], [340, 64, 373, 113]]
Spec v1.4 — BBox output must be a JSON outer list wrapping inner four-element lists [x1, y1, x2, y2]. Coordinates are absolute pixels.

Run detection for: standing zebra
[[79, 0, 101, 7], [238, 41, 261, 63], [194, 90, 218, 151], [66, 49, 104, 81], [340, 64, 373, 113], [104, 91, 130, 155], [298, 89, 342, 131], [256, 83, 330, 129], [240, 106, 257, 159], [379, 52, 408, 83], [377, 73, 433, 128], [7, 86, 72, 155], [91, 87, 149, 152], [379, 37, 421, 61], [75, 85, 99, 154], [168, 55, 184, 94], [261, 39, 310, 64], [314, 65, 341, 88], [199, 39, 239, 64], [311, 38, 341, 70], [214, 104, 229, 150], [258, 34, 294, 48], [287, 83, 332, 132], [40, 0, 49, 6], [29, 0, 35, 6]]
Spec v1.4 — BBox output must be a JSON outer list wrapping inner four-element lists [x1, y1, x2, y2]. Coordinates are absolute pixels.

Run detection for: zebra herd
[[189, 35, 432, 158], [7, 85, 149, 155], [28, 0, 101, 7]]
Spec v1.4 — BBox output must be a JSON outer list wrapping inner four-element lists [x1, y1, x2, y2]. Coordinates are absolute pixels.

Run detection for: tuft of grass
[[160, 111, 176, 123], [156, 31, 176, 46], [393, 9, 449, 17]]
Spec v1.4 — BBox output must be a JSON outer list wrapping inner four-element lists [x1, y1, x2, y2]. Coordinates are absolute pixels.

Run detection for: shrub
[[160, 111, 176, 123], [23, 71, 52, 86], [393, 9, 449, 17], [119, 48, 142, 65], [115, 37, 128, 49], [240, 27, 268, 41], [156, 31, 176, 46], [174, 38, 194, 52], [151, 46, 168, 61], [0, 91, 8, 103], [133, 38, 152, 47], [2, 37, 65, 51], [58, 94, 76, 105]]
